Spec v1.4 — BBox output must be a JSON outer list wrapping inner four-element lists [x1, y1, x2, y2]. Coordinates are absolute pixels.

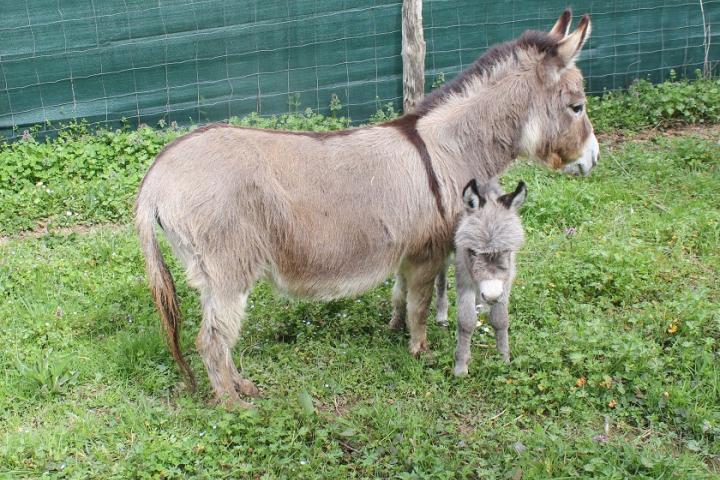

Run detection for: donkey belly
[[270, 262, 398, 300], [267, 214, 407, 300], [143, 125, 448, 300]]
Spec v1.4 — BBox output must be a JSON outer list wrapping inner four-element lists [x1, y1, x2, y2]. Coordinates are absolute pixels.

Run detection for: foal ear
[[549, 10, 572, 38], [557, 14, 591, 66], [498, 181, 527, 210], [462, 179, 485, 210]]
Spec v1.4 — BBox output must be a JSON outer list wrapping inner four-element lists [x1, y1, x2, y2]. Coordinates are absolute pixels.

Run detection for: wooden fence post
[[402, 0, 426, 113]]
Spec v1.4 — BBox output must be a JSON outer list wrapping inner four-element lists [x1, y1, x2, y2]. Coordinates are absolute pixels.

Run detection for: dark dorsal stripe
[[385, 114, 445, 218], [148, 120, 447, 217]]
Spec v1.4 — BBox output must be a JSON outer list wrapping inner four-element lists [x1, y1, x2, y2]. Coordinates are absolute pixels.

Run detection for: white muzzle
[[479, 280, 504, 303], [563, 133, 599, 176]]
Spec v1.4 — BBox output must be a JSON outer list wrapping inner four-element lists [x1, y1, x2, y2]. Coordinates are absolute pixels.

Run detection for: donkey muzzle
[[563, 133, 599, 177]]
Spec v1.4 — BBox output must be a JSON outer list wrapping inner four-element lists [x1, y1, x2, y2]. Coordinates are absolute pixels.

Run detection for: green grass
[[1, 131, 718, 478], [588, 72, 720, 134]]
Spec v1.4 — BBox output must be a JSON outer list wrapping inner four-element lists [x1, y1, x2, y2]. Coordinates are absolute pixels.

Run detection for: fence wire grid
[[1, 0, 719, 139]]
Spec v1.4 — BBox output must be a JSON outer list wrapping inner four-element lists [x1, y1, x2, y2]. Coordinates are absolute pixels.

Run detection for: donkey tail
[[135, 200, 197, 391]]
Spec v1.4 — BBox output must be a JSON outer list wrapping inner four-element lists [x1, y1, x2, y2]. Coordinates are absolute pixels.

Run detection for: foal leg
[[196, 289, 258, 407], [489, 302, 511, 363], [388, 273, 407, 331], [454, 285, 477, 377]]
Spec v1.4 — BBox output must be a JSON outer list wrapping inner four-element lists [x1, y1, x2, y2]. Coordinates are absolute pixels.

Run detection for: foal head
[[455, 179, 526, 305]]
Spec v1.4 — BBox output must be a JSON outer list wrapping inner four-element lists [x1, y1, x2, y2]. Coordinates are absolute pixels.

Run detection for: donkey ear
[[549, 10, 572, 38], [462, 179, 485, 210], [498, 181, 527, 210], [557, 14, 591, 66]]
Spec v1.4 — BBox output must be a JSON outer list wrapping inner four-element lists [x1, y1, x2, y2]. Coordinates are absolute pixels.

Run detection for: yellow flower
[[667, 323, 679, 334]]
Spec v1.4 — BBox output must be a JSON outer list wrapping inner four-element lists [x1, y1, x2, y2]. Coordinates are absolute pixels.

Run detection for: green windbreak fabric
[[1, 0, 718, 138]]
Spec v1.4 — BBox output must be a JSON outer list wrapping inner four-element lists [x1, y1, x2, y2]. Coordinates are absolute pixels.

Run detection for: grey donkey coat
[[136, 11, 598, 406]]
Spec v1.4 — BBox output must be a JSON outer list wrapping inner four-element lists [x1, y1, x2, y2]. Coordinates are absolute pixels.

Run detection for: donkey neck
[[417, 76, 532, 183]]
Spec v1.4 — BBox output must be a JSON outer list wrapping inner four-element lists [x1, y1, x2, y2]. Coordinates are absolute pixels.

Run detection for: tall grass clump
[[589, 70, 720, 133]]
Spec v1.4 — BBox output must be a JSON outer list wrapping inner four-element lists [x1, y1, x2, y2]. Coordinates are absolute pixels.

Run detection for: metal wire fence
[[1, 0, 718, 139]]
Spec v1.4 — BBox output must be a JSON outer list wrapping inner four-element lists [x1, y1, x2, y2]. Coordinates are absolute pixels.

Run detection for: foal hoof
[[436, 316, 449, 328], [453, 365, 469, 377], [234, 378, 261, 398]]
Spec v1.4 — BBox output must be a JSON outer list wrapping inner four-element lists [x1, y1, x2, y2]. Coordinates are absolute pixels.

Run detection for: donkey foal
[[434, 178, 506, 328], [452, 179, 526, 376]]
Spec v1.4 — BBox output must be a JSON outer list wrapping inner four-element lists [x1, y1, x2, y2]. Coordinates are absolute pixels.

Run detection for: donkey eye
[[570, 103, 584, 114], [467, 249, 478, 258]]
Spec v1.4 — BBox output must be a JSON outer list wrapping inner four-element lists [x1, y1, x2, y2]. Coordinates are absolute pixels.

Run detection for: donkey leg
[[388, 273, 408, 331], [405, 264, 439, 356], [435, 259, 450, 327], [196, 290, 258, 407]]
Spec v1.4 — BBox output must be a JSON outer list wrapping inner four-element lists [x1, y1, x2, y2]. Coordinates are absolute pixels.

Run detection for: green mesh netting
[[1, 0, 718, 138]]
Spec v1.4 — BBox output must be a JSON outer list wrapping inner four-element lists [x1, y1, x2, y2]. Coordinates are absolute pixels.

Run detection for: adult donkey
[[136, 11, 598, 406]]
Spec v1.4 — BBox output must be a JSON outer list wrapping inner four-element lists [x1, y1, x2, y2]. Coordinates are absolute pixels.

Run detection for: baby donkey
[[446, 178, 527, 376]]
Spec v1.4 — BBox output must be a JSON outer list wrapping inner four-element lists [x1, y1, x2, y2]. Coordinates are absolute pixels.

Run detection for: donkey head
[[455, 179, 526, 305], [520, 11, 599, 176]]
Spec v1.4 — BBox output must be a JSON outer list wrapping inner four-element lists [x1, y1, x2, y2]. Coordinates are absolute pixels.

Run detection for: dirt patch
[[705, 456, 720, 474], [0, 222, 126, 245], [598, 124, 720, 150], [455, 408, 508, 437], [316, 394, 358, 417]]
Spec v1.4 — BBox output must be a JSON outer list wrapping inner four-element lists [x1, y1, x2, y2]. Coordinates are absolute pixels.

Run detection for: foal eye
[[467, 249, 478, 258], [482, 253, 496, 263], [570, 103, 584, 114]]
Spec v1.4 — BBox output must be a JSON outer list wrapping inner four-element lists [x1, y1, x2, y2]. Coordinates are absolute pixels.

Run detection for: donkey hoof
[[223, 398, 256, 410], [212, 392, 255, 410], [234, 378, 261, 398], [436, 317, 449, 328], [388, 316, 406, 331], [409, 339, 429, 357]]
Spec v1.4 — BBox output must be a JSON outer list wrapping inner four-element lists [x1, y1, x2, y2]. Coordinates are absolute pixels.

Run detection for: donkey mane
[[415, 30, 560, 116]]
